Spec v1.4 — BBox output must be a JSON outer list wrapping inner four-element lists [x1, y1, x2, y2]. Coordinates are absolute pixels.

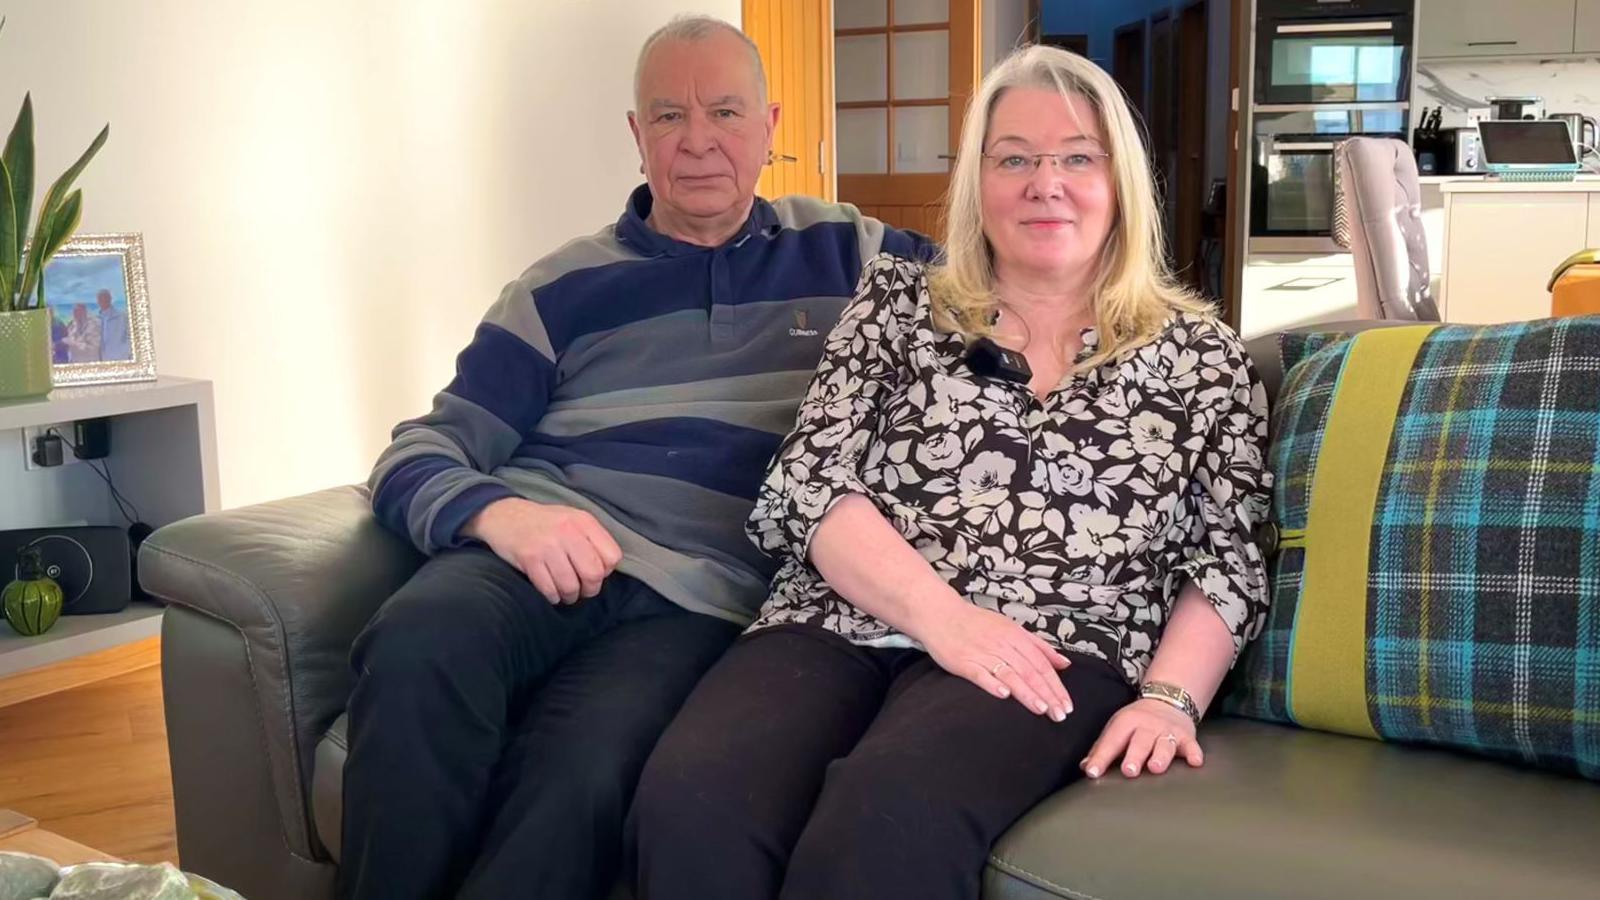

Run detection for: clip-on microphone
[[964, 336, 1033, 385]]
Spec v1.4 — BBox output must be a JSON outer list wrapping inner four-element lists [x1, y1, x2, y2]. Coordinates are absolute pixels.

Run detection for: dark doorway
[[1175, 0, 1209, 289], [1112, 20, 1147, 129], [1150, 12, 1176, 260], [1041, 33, 1089, 56]]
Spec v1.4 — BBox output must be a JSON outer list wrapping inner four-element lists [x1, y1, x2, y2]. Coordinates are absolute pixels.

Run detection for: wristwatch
[[1140, 680, 1201, 725]]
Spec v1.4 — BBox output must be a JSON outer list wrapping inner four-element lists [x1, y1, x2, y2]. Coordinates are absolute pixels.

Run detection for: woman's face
[[979, 87, 1117, 288]]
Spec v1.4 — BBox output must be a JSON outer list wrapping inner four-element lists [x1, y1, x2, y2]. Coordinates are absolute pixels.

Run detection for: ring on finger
[[988, 660, 1011, 677], [1161, 733, 1179, 746]]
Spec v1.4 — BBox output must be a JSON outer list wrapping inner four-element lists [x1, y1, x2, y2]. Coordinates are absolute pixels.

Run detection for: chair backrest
[[1333, 137, 1441, 321]]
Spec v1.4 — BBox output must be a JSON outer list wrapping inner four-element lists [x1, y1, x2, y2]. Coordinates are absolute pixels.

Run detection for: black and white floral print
[[746, 254, 1274, 685]]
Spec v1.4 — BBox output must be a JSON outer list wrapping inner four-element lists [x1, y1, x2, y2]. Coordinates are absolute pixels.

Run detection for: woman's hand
[[917, 599, 1074, 721], [1081, 698, 1202, 779]]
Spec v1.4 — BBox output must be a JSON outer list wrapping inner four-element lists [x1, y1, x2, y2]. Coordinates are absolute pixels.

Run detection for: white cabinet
[[1419, 0, 1577, 59], [1441, 189, 1588, 324], [1578, 0, 1600, 52]]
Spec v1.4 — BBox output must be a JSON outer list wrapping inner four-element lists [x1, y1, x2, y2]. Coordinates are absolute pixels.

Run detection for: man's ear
[[764, 102, 782, 163], [627, 111, 645, 174]]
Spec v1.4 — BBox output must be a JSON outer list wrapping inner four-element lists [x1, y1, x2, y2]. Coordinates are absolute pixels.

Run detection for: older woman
[[627, 45, 1271, 900]]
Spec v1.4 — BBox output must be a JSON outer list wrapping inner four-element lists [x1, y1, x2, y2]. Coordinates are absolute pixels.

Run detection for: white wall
[[0, 0, 740, 510]]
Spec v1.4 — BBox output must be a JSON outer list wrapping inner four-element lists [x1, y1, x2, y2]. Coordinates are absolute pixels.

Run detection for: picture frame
[[41, 232, 156, 387]]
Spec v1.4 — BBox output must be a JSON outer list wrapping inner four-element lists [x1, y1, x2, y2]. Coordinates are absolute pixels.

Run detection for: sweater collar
[[615, 184, 780, 257]]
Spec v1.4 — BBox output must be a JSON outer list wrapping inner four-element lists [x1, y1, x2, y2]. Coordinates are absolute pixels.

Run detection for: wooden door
[[1223, 0, 1246, 329], [745, 0, 835, 201], [1175, 0, 1209, 288], [1150, 12, 1176, 259], [833, 0, 981, 241]]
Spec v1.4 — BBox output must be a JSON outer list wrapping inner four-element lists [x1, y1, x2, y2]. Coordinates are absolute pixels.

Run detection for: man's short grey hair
[[633, 14, 768, 109]]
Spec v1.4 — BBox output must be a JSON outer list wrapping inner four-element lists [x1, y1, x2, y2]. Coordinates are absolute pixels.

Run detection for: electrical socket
[[21, 422, 85, 471]]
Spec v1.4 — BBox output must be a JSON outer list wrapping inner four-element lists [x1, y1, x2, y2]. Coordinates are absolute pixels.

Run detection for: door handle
[[1466, 41, 1519, 47], [1277, 21, 1393, 34], [769, 154, 798, 164]]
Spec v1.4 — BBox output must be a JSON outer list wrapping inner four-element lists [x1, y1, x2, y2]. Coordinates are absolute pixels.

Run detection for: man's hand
[[463, 497, 623, 604]]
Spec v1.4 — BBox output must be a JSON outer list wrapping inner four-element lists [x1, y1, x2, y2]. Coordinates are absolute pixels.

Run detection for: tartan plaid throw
[[1223, 319, 1600, 780]]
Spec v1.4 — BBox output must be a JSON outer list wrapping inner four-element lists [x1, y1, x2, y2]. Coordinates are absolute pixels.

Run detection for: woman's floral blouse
[[745, 254, 1273, 685]]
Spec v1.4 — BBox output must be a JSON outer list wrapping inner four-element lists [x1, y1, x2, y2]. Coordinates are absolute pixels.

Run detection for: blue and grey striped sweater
[[370, 185, 933, 623]]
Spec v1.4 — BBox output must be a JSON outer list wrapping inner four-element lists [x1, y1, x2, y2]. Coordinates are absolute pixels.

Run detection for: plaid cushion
[[1224, 319, 1600, 780]]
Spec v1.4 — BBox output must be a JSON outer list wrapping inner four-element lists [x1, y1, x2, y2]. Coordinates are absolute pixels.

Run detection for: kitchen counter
[[1441, 176, 1600, 193]]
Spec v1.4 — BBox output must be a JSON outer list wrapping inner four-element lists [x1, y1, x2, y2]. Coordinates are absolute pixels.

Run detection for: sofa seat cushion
[[312, 714, 349, 863], [318, 715, 1599, 899], [983, 717, 1600, 900]]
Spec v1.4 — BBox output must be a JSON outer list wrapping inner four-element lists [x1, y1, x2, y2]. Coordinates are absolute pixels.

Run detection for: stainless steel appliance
[[1487, 96, 1545, 121], [1255, 0, 1414, 107], [1249, 106, 1408, 252], [1442, 127, 1484, 174], [1548, 112, 1599, 161]]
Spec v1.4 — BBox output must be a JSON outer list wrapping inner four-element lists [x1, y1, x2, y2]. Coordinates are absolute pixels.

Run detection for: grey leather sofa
[[140, 325, 1600, 900]]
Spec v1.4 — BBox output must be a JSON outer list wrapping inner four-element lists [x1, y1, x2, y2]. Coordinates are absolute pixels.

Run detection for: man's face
[[629, 30, 778, 225], [97, 291, 112, 312]]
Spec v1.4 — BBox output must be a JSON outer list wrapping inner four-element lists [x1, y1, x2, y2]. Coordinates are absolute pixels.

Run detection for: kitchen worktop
[[1440, 176, 1600, 192]]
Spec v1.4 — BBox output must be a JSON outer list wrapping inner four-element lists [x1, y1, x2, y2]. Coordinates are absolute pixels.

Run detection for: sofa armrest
[[140, 485, 422, 871]]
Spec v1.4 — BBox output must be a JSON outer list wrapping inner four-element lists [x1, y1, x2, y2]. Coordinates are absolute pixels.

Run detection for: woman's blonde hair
[[929, 44, 1209, 371]]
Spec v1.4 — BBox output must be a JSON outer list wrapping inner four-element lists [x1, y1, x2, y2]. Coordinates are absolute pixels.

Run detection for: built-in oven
[[1249, 105, 1407, 252], [1255, 0, 1414, 106]]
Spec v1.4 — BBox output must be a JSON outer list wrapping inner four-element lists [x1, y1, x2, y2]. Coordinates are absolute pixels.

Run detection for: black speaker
[[2, 526, 132, 615]]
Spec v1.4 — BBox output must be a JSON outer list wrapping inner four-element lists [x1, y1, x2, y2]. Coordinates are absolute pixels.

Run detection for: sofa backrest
[[1243, 319, 1418, 407]]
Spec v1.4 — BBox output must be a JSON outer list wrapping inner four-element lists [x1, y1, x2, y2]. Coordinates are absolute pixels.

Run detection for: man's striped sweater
[[370, 184, 933, 623]]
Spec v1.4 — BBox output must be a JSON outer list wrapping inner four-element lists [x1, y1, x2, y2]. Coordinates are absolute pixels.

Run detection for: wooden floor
[[0, 661, 178, 864]]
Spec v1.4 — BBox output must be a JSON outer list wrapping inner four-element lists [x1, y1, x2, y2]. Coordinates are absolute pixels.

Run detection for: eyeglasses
[[981, 150, 1111, 178]]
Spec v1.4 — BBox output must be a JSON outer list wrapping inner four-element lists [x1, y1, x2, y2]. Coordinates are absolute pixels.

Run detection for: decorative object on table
[[0, 17, 111, 403], [50, 861, 192, 899], [0, 850, 59, 898], [41, 233, 154, 388], [2, 546, 64, 636], [0, 857, 246, 900]]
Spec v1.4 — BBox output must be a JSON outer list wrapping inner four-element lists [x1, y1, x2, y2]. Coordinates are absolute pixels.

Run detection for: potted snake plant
[[0, 17, 110, 403]]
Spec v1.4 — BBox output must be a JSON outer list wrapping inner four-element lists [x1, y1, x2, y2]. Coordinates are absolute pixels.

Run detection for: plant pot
[[0, 307, 53, 403]]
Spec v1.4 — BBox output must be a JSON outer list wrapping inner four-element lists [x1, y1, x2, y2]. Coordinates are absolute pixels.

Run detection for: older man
[[341, 14, 933, 900]]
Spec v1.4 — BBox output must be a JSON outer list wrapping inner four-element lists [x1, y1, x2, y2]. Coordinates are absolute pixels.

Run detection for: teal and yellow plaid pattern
[[1224, 319, 1600, 780]]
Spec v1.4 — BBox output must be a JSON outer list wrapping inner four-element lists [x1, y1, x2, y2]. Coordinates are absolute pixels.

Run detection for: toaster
[[1440, 127, 1484, 175]]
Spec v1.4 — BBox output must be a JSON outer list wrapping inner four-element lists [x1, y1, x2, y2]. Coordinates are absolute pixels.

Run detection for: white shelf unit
[[0, 376, 218, 676]]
